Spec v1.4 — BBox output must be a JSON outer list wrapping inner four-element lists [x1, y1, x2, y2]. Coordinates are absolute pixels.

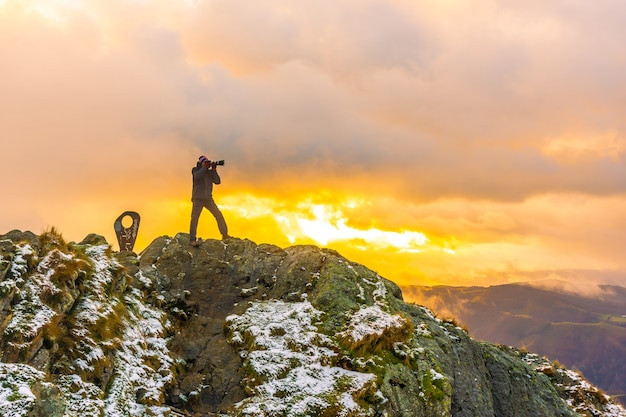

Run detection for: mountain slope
[[0, 229, 624, 416], [400, 283, 626, 400]]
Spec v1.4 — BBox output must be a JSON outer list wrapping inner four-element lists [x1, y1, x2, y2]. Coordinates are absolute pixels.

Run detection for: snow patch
[[3, 248, 73, 344], [523, 352, 626, 417], [226, 299, 381, 416], [337, 304, 410, 350], [57, 374, 105, 416], [8, 243, 34, 282], [0, 363, 44, 417], [82, 246, 173, 417]]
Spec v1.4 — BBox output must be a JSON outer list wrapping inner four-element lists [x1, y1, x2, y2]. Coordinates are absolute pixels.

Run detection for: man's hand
[[211, 161, 217, 170]]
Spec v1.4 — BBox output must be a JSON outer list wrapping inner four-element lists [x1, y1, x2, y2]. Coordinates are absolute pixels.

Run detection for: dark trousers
[[190, 198, 228, 240]]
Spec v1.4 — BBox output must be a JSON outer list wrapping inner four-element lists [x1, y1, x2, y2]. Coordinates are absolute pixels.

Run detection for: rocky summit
[[0, 229, 625, 417]]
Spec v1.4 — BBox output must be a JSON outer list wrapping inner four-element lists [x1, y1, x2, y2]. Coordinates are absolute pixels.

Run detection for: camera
[[203, 159, 225, 166]]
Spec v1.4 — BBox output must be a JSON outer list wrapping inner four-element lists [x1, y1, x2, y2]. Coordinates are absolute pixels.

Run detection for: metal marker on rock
[[114, 211, 141, 252]]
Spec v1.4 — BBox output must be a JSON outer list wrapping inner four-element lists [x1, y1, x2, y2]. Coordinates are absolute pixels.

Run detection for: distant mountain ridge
[[1, 229, 625, 416], [401, 283, 626, 400]]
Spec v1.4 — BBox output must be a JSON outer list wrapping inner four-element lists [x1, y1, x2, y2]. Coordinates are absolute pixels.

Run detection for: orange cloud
[[543, 130, 626, 163]]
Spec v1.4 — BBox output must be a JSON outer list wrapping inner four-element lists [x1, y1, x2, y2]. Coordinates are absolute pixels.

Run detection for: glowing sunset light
[[3, 0, 626, 290], [219, 194, 429, 251], [295, 203, 428, 249], [220, 193, 279, 219]]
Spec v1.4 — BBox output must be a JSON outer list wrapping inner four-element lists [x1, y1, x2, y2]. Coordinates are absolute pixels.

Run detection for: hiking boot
[[190, 239, 201, 247]]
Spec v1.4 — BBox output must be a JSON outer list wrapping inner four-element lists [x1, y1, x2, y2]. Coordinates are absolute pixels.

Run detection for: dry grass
[[39, 227, 69, 254], [341, 313, 414, 356], [442, 316, 469, 334]]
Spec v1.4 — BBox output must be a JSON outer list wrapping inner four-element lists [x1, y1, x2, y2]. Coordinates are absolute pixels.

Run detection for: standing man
[[190, 155, 230, 246]]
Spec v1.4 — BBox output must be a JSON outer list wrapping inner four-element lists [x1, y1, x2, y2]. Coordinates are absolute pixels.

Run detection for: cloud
[[181, 0, 435, 75], [5, 0, 626, 202], [520, 274, 625, 298], [2, 0, 626, 287], [542, 130, 626, 163]]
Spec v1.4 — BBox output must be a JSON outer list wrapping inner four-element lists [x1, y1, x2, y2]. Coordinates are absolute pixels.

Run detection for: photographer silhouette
[[189, 155, 230, 246]]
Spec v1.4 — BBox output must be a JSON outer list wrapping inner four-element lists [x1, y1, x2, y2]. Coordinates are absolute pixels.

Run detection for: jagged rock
[[2, 230, 39, 250], [78, 233, 108, 246], [30, 381, 65, 417], [0, 229, 624, 417]]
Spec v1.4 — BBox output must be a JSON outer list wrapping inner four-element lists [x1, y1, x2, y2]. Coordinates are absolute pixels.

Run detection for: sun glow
[[295, 203, 428, 251], [220, 193, 429, 252]]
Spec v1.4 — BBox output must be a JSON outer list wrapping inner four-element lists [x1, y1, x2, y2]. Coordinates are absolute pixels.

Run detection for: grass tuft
[[39, 227, 69, 254], [340, 310, 414, 356]]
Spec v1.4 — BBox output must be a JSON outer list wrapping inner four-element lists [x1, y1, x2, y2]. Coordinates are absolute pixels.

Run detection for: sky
[[2, 0, 626, 289]]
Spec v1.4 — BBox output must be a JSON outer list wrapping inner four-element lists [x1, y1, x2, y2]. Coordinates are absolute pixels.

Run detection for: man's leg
[[205, 199, 229, 238], [189, 200, 204, 243]]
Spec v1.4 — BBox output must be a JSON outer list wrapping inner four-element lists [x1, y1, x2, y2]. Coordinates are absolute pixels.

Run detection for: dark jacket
[[191, 164, 221, 200]]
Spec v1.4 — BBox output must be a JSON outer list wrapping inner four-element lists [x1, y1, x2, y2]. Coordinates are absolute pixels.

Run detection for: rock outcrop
[[0, 229, 624, 416], [401, 283, 626, 398]]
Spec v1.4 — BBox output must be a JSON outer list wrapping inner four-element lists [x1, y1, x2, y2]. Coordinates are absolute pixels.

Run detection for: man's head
[[198, 155, 208, 164]]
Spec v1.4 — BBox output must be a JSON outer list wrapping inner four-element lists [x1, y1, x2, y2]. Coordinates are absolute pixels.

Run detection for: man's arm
[[210, 163, 221, 184]]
